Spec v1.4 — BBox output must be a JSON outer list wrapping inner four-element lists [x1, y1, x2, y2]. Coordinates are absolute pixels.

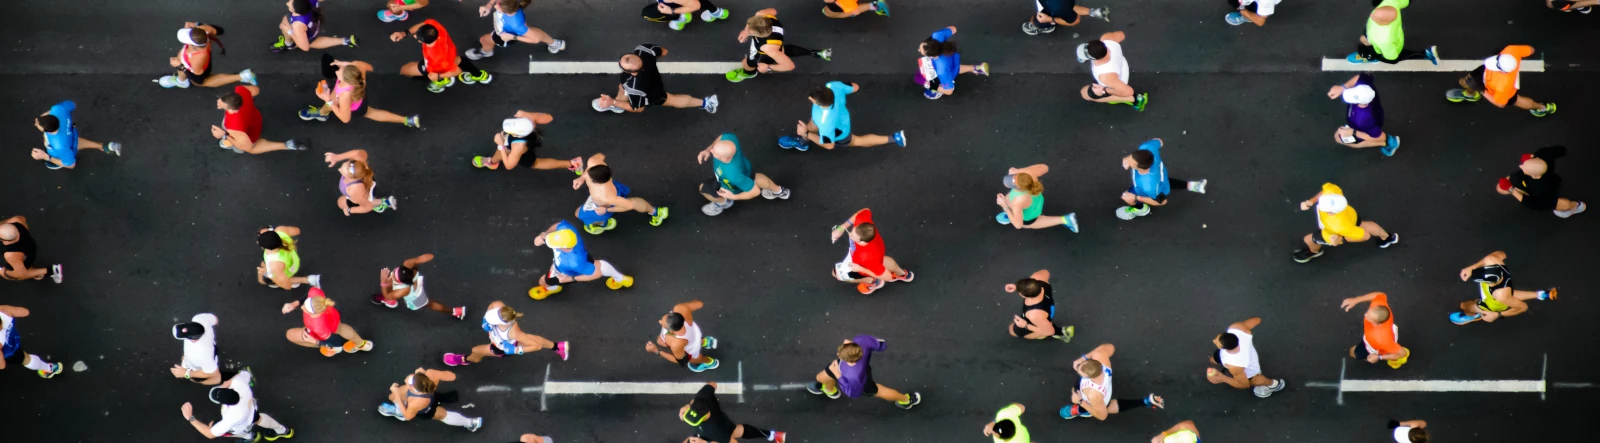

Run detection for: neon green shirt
[[1366, 0, 1408, 60], [992, 404, 1030, 443]]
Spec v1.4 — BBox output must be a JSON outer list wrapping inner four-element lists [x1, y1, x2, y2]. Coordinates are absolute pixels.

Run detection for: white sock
[[481, 48, 494, 56], [596, 261, 624, 279], [442, 411, 474, 427], [256, 413, 289, 434], [23, 354, 52, 371]]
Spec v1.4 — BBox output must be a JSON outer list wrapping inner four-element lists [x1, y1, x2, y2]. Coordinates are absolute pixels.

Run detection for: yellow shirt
[[1318, 206, 1365, 243]]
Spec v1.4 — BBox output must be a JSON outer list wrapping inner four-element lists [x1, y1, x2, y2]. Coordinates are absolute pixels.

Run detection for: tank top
[[1091, 40, 1129, 87], [749, 17, 785, 58], [1482, 46, 1533, 107], [482, 311, 518, 352], [338, 175, 365, 201], [2, 223, 37, 264], [493, 9, 530, 36], [289, 10, 321, 38], [1009, 189, 1044, 222], [1078, 366, 1113, 406], [392, 270, 426, 309], [1475, 264, 1513, 311], [1019, 283, 1056, 326], [334, 80, 363, 111], [180, 43, 211, 74], [659, 322, 704, 357], [302, 294, 341, 341], [0, 313, 14, 348], [262, 231, 300, 278]]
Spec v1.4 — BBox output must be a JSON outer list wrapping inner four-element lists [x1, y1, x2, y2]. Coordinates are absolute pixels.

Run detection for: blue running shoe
[[893, 131, 906, 147], [1449, 312, 1482, 325], [996, 212, 1010, 225], [1424, 46, 1439, 65], [1381, 136, 1399, 157], [778, 135, 808, 151], [1346, 52, 1376, 64]]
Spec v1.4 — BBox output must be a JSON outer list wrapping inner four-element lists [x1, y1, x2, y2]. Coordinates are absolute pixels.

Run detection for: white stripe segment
[[1321, 59, 1545, 72], [543, 381, 744, 395], [1339, 379, 1545, 393], [531, 61, 745, 75]]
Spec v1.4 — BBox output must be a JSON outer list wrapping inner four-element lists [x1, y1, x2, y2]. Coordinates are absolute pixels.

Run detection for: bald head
[[710, 139, 738, 161], [0, 223, 16, 242], [1520, 157, 1549, 176], [619, 54, 642, 73], [1370, 6, 1397, 25]]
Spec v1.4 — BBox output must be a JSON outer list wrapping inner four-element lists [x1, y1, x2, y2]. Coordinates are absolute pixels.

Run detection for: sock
[[1118, 398, 1150, 409], [742, 68, 757, 75], [22, 354, 52, 371], [897, 396, 912, 405], [481, 48, 495, 57], [442, 411, 474, 427], [822, 384, 838, 395], [596, 260, 624, 280], [1134, 203, 1149, 211], [649, 208, 659, 216], [256, 413, 289, 434], [1538, 290, 1549, 299], [739, 426, 773, 440]]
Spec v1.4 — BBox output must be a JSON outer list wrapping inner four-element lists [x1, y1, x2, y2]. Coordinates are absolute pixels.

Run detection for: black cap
[[209, 387, 241, 405], [173, 322, 205, 340]]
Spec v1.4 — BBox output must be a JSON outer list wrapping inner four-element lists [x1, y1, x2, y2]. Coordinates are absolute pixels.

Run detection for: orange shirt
[[1361, 293, 1402, 354], [419, 19, 459, 74], [1483, 45, 1534, 107]]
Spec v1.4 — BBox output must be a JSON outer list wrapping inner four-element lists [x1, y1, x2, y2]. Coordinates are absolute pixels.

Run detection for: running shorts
[[577, 182, 633, 225]]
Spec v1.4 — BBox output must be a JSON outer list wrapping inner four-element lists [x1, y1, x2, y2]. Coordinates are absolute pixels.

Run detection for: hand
[[1339, 297, 1359, 312], [316, 87, 333, 102], [996, 193, 1008, 207], [696, 150, 711, 164], [796, 121, 808, 136], [983, 423, 993, 436], [210, 125, 227, 139], [171, 365, 189, 377], [737, 29, 750, 43], [30, 149, 49, 161], [1299, 200, 1314, 211], [1012, 315, 1027, 327], [493, 132, 507, 146], [1153, 436, 1165, 443], [1459, 267, 1473, 281], [323, 152, 339, 167], [572, 177, 585, 190], [717, 188, 736, 200], [180, 402, 194, 418], [1326, 235, 1344, 246], [498, 32, 517, 43], [657, 2, 673, 13], [390, 31, 407, 42], [947, 26, 958, 33], [532, 234, 546, 247], [1121, 192, 1137, 206], [169, 57, 181, 68], [1121, 156, 1133, 170], [1336, 126, 1355, 139], [1366, 353, 1380, 364], [480, 4, 494, 16], [597, 95, 614, 109], [388, 2, 403, 13], [281, 301, 299, 314], [184, 22, 199, 29], [1327, 85, 1345, 99], [645, 342, 658, 353], [830, 226, 844, 243], [1004, 283, 1017, 293], [1069, 389, 1082, 404]]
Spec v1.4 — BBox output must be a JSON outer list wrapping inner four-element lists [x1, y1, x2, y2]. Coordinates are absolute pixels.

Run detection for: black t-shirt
[[689, 385, 737, 442], [1, 223, 37, 270], [621, 44, 668, 107], [1510, 171, 1561, 209]]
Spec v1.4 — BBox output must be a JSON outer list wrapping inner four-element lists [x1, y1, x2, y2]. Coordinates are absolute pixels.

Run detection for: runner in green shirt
[[1347, 0, 1438, 65], [983, 403, 1032, 443], [1153, 420, 1200, 443], [696, 133, 791, 216]]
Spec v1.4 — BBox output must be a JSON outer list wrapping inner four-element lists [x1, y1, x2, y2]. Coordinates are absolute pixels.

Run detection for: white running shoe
[[548, 39, 566, 54]]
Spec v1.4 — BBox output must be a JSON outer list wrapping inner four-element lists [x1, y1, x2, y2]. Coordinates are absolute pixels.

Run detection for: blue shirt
[[712, 134, 756, 193], [811, 81, 853, 144], [929, 29, 961, 90], [1129, 139, 1170, 198], [44, 101, 78, 158], [550, 221, 595, 276], [494, 9, 529, 36]]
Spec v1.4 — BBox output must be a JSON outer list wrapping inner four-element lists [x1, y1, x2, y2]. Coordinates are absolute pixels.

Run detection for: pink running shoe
[[452, 306, 466, 320], [443, 353, 469, 366], [555, 341, 570, 361]]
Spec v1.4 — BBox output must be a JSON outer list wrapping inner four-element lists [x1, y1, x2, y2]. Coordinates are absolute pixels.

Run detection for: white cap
[[484, 308, 510, 326], [1484, 54, 1519, 73], [1341, 85, 1375, 105], [502, 118, 535, 137], [1317, 194, 1349, 213], [177, 28, 202, 46], [1075, 43, 1093, 63]]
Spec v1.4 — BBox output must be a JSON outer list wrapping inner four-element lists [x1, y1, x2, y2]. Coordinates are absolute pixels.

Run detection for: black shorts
[[700, 179, 746, 196], [1, 254, 35, 272], [824, 2, 846, 12], [822, 133, 853, 146], [492, 33, 517, 48], [642, 3, 675, 21], [626, 93, 663, 110], [1087, 85, 1113, 99], [1010, 323, 1032, 337], [1126, 188, 1169, 204], [1465, 66, 1520, 103], [1312, 216, 1365, 245], [1352, 344, 1371, 360], [315, 332, 347, 348], [825, 365, 879, 396], [180, 66, 212, 83], [490, 344, 509, 356], [1227, 0, 1259, 13]]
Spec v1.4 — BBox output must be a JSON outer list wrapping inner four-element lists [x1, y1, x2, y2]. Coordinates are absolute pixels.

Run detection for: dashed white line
[[544, 381, 744, 395], [531, 61, 743, 75], [1320, 58, 1546, 72]]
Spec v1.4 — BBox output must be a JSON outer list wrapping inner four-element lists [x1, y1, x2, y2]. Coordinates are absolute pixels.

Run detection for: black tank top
[[2, 223, 36, 261], [1019, 282, 1055, 326]]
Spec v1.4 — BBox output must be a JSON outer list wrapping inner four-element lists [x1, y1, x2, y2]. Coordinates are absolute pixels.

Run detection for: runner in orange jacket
[[1445, 45, 1557, 117]]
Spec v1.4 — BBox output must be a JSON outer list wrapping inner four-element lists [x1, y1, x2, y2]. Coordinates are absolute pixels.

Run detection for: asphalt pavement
[[2, 0, 1597, 442]]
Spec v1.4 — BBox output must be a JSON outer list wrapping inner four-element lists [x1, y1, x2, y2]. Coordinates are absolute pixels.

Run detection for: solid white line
[[531, 61, 744, 75], [1336, 359, 1346, 406], [1321, 58, 1545, 72], [1340, 379, 1545, 393], [544, 381, 744, 395], [476, 385, 512, 393]]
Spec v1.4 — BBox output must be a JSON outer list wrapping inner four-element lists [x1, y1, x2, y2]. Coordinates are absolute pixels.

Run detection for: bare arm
[[754, 8, 777, 16], [0, 216, 25, 227], [0, 306, 30, 317], [274, 226, 301, 237], [1101, 31, 1126, 43], [1008, 164, 1049, 178], [327, 150, 369, 164], [1229, 317, 1262, 333], [403, 253, 435, 268], [513, 111, 554, 125], [1398, 419, 1426, 428]]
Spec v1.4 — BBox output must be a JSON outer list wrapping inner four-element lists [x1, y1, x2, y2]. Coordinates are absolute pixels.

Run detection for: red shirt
[[302, 288, 342, 341], [222, 86, 263, 142], [847, 209, 887, 275], [419, 19, 458, 74]]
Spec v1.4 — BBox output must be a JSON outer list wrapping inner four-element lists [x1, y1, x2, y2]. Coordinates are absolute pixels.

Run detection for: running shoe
[[857, 279, 885, 294], [996, 212, 1011, 225], [1580, 6, 1594, 13], [345, 35, 358, 48], [459, 71, 493, 85], [592, 98, 625, 113], [342, 339, 374, 353], [50, 264, 63, 284], [582, 218, 617, 235], [874, 0, 890, 16], [240, 69, 258, 86], [771, 431, 787, 443], [1089, 6, 1110, 21], [319, 345, 342, 357], [298, 106, 328, 122], [1224, 11, 1247, 25], [555, 341, 570, 361], [271, 36, 293, 53], [649, 207, 670, 226], [1381, 136, 1400, 156], [702, 8, 730, 22], [893, 131, 906, 147], [371, 293, 399, 308], [778, 135, 809, 151], [263, 429, 294, 440], [1449, 312, 1482, 325], [1444, 89, 1481, 103], [1144, 394, 1166, 409], [39, 362, 63, 379], [1059, 404, 1092, 419], [1424, 46, 1439, 65], [669, 14, 691, 30], [606, 276, 634, 290], [452, 306, 467, 319], [702, 200, 733, 216], [1377, 232, 1399, 248], [378, 402, 404, 419], [1555, 202, 1586, 218], [689, 358, 720, 372], [895, 392, 923, 409], [528, 285, 562, 300], [375, 196, 398, 212], [895, 270, 915, 283], [548, 39, 566, 54], [156, 75, 190, 89], [975, 62, 990, 76], [1538, 288, 1558, 301], [761, 187, 791, 200], [1021, 22, 1049, 36], [922, 89, 943, 100], [404, 115, 421, 128], [1055, 325, 1075, 343], [1133, 93, 1149, 112], [703, 94, 719, 114], [286, 139, 309, 151], [1531, 103, 1557, 117], [702, 336, 719, 349], [466, 417, 483, 433], [1345, 52, 1377, 64], [1387, 348, 1410, 369], [1187, 179, 1208, 194], [1116, 206, 1139, 220], [1292, 248, 1323, 263], [465, 48, 493, 60], [806, 381, 842, 399], [1253, 379, 1286, 398], [725, 69, 757, 83], [817, 48, 833, 62], [1064, 213, 1080, 233], [443, 353, 470, 366], [307, 274, 322, 287], [378, 9, 408, 22]]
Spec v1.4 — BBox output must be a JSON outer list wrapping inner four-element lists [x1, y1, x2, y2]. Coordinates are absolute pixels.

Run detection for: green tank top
[[1009, 189, 1044, 222], [1366, 0, 1407, 60], [263, 232, 300, 278]]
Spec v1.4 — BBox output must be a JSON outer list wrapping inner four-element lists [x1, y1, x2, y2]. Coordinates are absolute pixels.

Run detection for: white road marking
[[1340, 379, 1545, 393], [544, 381, 744, 395], [1321, 58, 1545, 72], [1304, 381, 1340, 388], [521, 386, 544, 393], [530, 61, 743, 75], [476, 385, 512, 393], [1552, 382, 1597, 388]]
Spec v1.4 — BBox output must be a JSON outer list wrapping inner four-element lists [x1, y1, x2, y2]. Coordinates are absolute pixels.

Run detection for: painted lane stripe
[[1339, 379, 1545, 393], [531, 61, 744, 75], [476, 385, 512, 393], [543, 381, 744, 395], [1321, 58, 1545, 72]]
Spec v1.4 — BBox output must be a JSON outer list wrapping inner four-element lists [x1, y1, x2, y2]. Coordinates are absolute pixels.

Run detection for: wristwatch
[[186, 416, 197, 422]]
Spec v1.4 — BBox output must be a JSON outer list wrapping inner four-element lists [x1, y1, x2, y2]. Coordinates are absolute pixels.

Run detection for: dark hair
[[1219, 332, 1240, 350], [1132, 150, 1155, 169], [397, 266, 418, 284], [993, 419, 1017, 440], [529, 130, 544, 149], [498, 0, 530, 12], [1408, 427, 1429, 443], [920, 38, 956, 57], [411, 372, 437, 394], [665, 312, 685, 331], [1085, 41, 1108, 60], [415, 24, 439, 44], [290, 0, 313, 14], [854, 223, 876, 242], [808, 85, 835, 107], [187, 28, 211, 46], [257, 231, 285, 249], [1015, 278, 1044, 297], [209, 387, 241, 405], [36, 115, 60, 132], [586, 164, 613, 184], [220, 91, 245, 111]]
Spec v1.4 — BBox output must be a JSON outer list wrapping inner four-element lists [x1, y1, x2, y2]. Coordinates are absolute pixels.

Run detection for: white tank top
[[1091, 40, 1129, 87], [1079, 366, 1114, 406], [0, 313, 12, 347], [659, 322, 703, 358]]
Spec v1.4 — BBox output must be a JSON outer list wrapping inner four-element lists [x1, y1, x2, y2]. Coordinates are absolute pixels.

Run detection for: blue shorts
[[578, 182, 632, 225], [3, 326, 21, 360]]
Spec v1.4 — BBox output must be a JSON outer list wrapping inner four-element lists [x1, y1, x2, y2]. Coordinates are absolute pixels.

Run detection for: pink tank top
[[334, 80, 363, 111]]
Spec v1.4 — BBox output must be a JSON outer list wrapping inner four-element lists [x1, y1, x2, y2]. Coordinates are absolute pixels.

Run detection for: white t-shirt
[[1219, 328, 1262, 378], [182, 314, 220, 373], [1392, 426, 1414, 443], [1091, 40, 1130, 87], [1240, 0, 1280, 16], [1, 313, 14, 348], [210, 371, 257, 437]]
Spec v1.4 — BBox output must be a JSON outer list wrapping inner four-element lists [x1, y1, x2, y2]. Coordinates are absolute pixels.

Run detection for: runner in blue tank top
[[528, 220, 636, 299], [466, 0, 566, 60]]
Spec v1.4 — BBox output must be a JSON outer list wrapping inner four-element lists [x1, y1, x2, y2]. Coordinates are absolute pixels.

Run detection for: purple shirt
[[1345, 73, 1384, 137], [836, 334, 884, 398]]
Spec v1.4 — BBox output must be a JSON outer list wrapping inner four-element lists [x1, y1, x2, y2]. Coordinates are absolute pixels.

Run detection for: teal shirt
[[1010, 189, 1044, 222], [712, 133, 756, 193]]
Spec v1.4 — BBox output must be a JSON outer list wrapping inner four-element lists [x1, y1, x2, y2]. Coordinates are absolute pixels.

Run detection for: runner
[[371, 253, 467, 320], [829, 208, 914, 295], [1224, 0, 1276, 26], [1292, 183, 1399, 263], [466, 0, 567, 60], [1497, 146, 1586, 218], [779, 81, 906, 150], [592, 44, 719, 114], [1449, 251, 1557, 325], [1058, 343, 1165, 420], [1347, 0, 1438, 65], [442, 301, 570, 366], [273, 0, 357, 53], [1445, 45, 1557, 117], [281, 287, 375, 358], [214, 85, 306, 155], [390, 19, 493, 93], [1152, 421, 1201, 443], [726, 9, 832, 82], [822, 0, 889, 19], [528, 220, 635, 299], [996, 165, 1080, 232], [171, 313, 224, 386], [1389, 419, 1429, 443], [697, 133, 790, 216], [379, 0, 430, 22], [680, 382, 788, 443], [1076, 31, 1147, 111], [378, 368, 484, 432], [983, 403, 1032, 443], [158, 23, 258, 89], [1206, 317, 1287, 397], [299, 54, 422, 128], [641, 0, 731, 31], [473, 111, 583, 172], [0, 305, 66, 379], [1118, 139, 1207, 220], [1022, 0, 1109, 35], [180, 370, 294, 441], [804, 334, 923, 410], [325, 149, 398, 216], [1, 216, 62, 284], [1006, 270, 1073, 342], [1341, 292, 1410, 369], [917, 26, 990, 100], [572, 153, 670, 234], [256, 225, 322, 290], [31, 101, 121, 170], [645, 300, 722, 372], [1327, 74, 1400, 156], [1548, 0, 1596, 13]]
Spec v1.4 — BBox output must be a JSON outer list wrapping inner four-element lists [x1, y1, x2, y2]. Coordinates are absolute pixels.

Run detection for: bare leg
[[425, 301, 451, 313], [1512, 289, 1547, 301], [76, 138, 106, 152], [478, 33, 496, 52], [1248, 375, 1274, 387], [529, 158, 571, 170], [1513, 96, 1545, 110], [627, 197, 657, 215], [363, 107, 410, 125], [662, 93, 706, 109], [815, 370, 835, 386], [286, 275, 312, 286], [309, 36, 348, 49], [881, 256, 909, 278], [1022, 215, 1068, 229], [466, 344, 497, 363], [520, 334, 558, 352], [959, 65, 976, 74], [247, 140, 293, 154], [400, 62, 423, 78], [1556, 198, 1580, 211], [753, 173, 782, 192], [522, 28, 556, 46], [1358, 221, 1390, 240], [873, 384, 911, 403], [198, 73, 244, 88], [1302, 234, 1323, 253], [335, 323, 365, 343], [689, 355, 712, 365], [285, 329, 318, 348], [847, 134, 893, 148]]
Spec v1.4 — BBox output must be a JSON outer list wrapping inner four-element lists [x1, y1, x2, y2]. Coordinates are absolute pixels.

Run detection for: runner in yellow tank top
[[1448, 251, 1557, 325], [255, 225, 320, 290]]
